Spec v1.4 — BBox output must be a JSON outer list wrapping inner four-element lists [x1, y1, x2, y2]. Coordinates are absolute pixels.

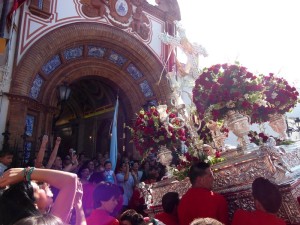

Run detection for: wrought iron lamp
[[58, 82, 71, 102], [52, 82, 71, 132]]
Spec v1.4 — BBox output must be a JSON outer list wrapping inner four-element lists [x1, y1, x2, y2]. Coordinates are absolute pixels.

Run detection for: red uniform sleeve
[[231, 209, 245, 225], [217, 196, 229, 225]]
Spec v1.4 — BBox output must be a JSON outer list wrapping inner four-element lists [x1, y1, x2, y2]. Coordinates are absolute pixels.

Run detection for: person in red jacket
[[86, 182, 121, 225], [178, 162, 229, 225], [155, 192, 180, 225], [232, 177, 286, 225]]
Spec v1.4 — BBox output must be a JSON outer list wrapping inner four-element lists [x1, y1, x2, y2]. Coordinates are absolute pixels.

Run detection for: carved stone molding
[[29, 0, 52, 19], [80, 0, 150, 40], [6, 93, 56, 113]]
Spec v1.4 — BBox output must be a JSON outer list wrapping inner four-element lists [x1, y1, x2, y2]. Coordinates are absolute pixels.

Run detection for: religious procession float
[[128, 21, 300, 225]]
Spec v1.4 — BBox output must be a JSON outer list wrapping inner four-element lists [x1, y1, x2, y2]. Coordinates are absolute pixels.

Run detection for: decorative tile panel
[[63, 46, 83, 60], [29, 74, 44, 99], [139, 80, 153, 97], [88, 46, 106, 58], [41, 54, 61, 75], [109, 51, 127, 66], [23, 141, 32, 164], [26, 115, 35, 137], [127, 63, 143, 80]]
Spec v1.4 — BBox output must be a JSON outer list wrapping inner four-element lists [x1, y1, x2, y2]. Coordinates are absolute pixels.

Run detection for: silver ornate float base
[[269, 114, 288, 140], [144, 142, 300, 225]]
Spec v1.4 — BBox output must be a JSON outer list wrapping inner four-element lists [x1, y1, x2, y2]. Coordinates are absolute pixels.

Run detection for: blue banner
[[110, 97, 119, 171]]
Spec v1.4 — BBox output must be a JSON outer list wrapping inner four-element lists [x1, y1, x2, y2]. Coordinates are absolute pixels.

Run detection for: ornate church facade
[[0, 0, 180, 159]]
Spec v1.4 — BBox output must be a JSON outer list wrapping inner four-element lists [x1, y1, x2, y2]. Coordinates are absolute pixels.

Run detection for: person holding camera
[[116, 160, 136, 213]]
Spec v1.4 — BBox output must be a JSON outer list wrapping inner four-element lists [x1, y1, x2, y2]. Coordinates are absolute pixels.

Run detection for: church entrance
[[6, 23, 170, 162], [53, 78, 127, 159]]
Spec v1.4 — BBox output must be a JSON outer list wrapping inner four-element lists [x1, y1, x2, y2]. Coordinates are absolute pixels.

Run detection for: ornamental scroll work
[[212, 152, 276, 191], [79, 0, 150, 40]]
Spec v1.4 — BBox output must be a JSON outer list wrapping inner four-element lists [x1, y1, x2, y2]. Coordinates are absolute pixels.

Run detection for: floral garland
[[192, 63, 265, 122], [128, 106, 190, 157], [173, 149, 224, 181], [248, 131, 294, 146], [251, 73, 299, 124]]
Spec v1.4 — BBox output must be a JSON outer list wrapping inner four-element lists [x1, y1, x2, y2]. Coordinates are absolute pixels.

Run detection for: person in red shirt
[[86, 182, 121, 225], [232, 177, 286, 225], [155, 192, 180, 225], [178, 162, 229, 225]]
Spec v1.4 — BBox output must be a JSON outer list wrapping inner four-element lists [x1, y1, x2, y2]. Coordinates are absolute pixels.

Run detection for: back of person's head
[[190, 217, 224, 225], [188, 161, 210, 185], [13, 214, 64, 225], [252, 177, 282, 213], [0, 182, 41, 225], [89, 171, 105, 184], [93, 182, 121, 208], [161, 192, 179, 214], [120, 209, 145, 225]]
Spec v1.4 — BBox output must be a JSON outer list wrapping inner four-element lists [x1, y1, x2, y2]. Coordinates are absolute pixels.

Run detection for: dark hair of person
[[13, 214, 64, 225], [89, 172, 105, 184], [0, 182, 41, 225], [104, 160, 112, 167], [77, 164, 90, 179], [0, 150, 14, 158], [120, 209, 146, 225], [252, 177, 282, 213], [161, 192, 179, 214], [188, 161, 210, 185], [93, 182, 121, 208]]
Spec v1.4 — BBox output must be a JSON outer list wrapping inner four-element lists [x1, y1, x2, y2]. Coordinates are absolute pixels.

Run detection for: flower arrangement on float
[[251, 73, 299, 124], [128, 106, 190, 157], [192, 63, 265, 122], [173, 147, 225, 181], [129, 105, 226, 181], [248, 131, 294, 146]]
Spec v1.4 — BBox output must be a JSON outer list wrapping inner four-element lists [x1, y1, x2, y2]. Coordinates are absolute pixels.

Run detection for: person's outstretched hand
[[0, 168, 23, 188]]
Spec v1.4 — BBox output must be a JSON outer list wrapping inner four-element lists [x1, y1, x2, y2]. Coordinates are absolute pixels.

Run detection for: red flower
[[251, 73, 299, 124], [129, 106, 191, 156], [193, 63, 264, 122]]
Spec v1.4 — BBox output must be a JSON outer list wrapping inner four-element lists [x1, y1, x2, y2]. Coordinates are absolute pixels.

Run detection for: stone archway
[[7, 22, 171, 156]]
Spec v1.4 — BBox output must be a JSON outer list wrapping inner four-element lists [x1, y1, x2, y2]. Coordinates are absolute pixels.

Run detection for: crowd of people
[[0, 135, 287, 225]]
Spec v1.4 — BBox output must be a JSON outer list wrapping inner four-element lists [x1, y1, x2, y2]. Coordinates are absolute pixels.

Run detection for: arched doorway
[[54, 77, 128, 158], [7, 22, 170, 159]]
